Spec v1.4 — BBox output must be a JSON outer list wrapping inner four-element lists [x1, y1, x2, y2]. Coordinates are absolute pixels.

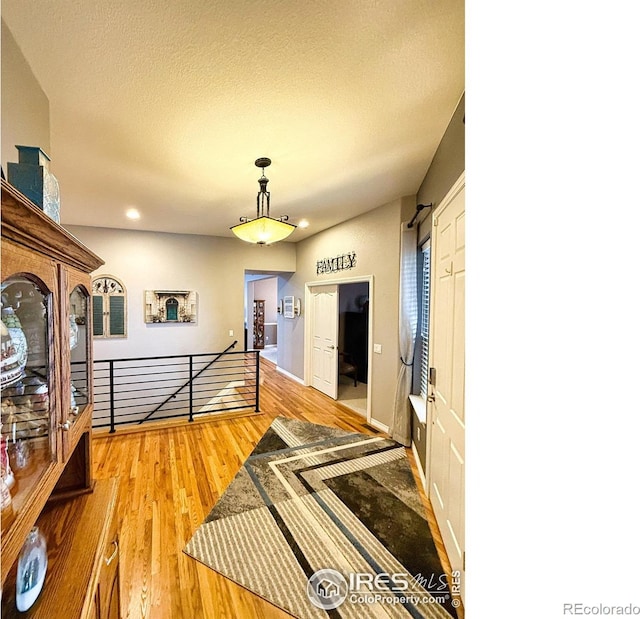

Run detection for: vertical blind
[[420, 240, 431, 398]]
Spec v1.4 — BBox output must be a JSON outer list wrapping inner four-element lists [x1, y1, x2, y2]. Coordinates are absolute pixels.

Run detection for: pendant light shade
[[231, 158, 296, 245], [231, 216, 296, 244]]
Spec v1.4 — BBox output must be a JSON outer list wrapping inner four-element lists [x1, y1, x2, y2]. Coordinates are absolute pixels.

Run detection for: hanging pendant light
[[231, 157, 296, 245]]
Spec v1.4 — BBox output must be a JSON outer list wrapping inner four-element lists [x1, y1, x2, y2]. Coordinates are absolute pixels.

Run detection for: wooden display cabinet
[[1, 179, 119, 618], [253, 299, 265, 349]]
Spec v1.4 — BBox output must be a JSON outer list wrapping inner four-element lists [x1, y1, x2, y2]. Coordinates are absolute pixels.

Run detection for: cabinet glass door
[[69, 286, 89, 425], [1, 276, 54, 528]]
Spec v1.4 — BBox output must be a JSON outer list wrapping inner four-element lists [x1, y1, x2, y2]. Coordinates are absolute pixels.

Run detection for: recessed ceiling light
[[126, 208, 141, 220], [298, 219, 310, 229]]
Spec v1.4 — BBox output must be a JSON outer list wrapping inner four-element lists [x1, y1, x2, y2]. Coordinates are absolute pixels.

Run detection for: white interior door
[[311, 285, 339, 399], [428, 176, 465, 599]]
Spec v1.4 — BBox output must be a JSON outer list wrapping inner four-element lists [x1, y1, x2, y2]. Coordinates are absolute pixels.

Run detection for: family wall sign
[[316, 252, 357, 275]]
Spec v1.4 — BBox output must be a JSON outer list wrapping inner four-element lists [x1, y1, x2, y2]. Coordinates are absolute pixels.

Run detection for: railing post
[[255, 351, 260, 412], [188, 355, 194, 422], [109, 360, 116, 433]]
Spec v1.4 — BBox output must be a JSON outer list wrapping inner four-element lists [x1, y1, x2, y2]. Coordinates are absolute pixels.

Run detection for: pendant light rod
[[256, 157, 271, 219]]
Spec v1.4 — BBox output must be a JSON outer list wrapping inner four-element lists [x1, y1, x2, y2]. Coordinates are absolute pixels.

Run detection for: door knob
[[329, 345, 335, 349], [58, 420, 71, 431]]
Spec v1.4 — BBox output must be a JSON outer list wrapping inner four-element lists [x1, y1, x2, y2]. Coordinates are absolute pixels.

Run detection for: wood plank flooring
[[93, 359, 463, 619]]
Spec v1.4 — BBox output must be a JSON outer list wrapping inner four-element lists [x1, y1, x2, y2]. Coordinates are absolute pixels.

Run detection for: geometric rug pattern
[[184, 417, 456, 618]]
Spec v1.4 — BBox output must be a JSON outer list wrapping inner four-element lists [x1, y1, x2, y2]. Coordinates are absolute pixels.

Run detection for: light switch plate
[[373, 344, 382, 354], [229, 330, 234, 336]]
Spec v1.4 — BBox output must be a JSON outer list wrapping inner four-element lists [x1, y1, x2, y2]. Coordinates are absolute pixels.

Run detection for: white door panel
[[311, 285, 338, 399], [428, 176, 465, 600]]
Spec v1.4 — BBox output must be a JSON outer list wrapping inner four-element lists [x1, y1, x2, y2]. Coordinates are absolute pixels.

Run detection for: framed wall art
[[144, 290, 197, 324]]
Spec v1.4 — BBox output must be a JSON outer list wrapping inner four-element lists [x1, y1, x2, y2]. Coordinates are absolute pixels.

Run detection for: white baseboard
[[276, 366, 306, 385], [368, 418, 389, 434], [412, 441, 428, 491]]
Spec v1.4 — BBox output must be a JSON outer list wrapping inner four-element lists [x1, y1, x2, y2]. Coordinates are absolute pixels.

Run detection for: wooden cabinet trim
[[0, 478, 120, 618], [1, 179, 104, 273]]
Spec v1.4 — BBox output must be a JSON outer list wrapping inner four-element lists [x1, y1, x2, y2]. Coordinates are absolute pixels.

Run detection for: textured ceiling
[[1, 0, 464, 241]]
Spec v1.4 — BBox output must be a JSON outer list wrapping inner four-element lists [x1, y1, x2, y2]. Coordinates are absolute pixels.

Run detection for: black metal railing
[[91, 341, 260, 432]]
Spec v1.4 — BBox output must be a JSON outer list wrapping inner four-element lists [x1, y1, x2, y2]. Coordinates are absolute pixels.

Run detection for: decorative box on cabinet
[[1, 179, 118, 616]]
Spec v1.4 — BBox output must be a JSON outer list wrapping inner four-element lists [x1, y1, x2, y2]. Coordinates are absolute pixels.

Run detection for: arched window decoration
[[92, 275, 127, 338]]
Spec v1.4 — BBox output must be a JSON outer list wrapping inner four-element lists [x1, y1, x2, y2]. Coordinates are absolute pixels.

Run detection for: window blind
[[420, 240, 431, 398]]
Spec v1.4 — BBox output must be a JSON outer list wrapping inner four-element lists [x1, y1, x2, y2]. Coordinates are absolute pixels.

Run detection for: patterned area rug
[[184, 417, 457, 618]]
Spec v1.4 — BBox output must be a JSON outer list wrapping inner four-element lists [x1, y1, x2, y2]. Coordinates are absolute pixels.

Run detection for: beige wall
[[1, 19, 51, 175], [66, 225, 295, 360], [277, 196, 415, 429], [253, 278, 278, 324], [417, 93, 465, 242]]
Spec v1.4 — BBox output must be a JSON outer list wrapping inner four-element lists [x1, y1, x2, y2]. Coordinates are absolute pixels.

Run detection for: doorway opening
[[337, 282, 369, 416], [305, 276, 372, 422], [244, 271, 289, 366]]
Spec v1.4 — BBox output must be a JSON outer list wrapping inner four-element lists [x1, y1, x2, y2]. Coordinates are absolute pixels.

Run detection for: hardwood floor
[[93, 359, 462, 619]]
